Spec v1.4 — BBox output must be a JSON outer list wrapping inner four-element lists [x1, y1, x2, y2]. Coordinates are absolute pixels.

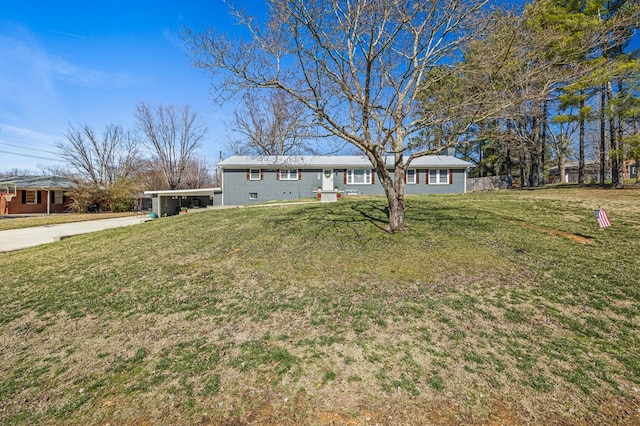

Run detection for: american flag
[[595, 209, 611, 228]]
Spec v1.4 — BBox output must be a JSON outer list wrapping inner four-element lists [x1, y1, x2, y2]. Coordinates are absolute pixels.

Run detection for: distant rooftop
[[0, 175, 75, 190]]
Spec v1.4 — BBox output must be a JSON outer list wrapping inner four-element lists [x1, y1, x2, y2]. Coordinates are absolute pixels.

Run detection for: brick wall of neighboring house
[[2, 190, 69, 214]]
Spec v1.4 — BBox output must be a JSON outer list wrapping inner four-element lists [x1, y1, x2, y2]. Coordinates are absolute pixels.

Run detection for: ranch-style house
[[217, 154, 474, 206], [0, 175, 73, 215]]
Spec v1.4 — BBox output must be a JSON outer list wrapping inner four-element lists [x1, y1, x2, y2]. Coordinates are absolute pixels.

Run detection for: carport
[[143, 187, 222, 217]]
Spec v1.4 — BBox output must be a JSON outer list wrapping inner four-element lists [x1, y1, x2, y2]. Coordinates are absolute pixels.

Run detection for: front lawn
[[1, 188, 639, 424]]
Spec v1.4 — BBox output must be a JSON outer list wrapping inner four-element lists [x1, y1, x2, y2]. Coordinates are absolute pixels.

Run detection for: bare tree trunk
[[505, 147, 513, 188], [386, 189, 405, 232], [519, 152, 527, 187], [559, 154, 566, 184], [635, 120, 639, 184], [375, 161, 406, 232], [599, 85, 607, 185], [607, 81, 620, 185], [539, 100, 547, 186], [529, 154, 539, 187], [616, 79, 625, 185], [578, 93, 585, 185], [529, 114, 539, 187]]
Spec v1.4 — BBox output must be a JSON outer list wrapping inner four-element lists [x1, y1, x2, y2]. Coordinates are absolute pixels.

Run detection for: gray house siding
[[221, 166, 468, 205], [222, 168, 323, 206]]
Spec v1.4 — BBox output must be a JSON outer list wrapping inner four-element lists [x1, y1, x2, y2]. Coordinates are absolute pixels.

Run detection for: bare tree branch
[[57, 123, 141, 186], [227, 90, 320, 156]]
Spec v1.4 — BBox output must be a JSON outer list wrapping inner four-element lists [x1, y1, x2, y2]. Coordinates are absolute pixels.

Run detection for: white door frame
[[322, 169, 334, 191]]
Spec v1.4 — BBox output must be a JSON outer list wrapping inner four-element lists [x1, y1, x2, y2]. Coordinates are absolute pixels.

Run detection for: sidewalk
[[0, 216, 148, 253]]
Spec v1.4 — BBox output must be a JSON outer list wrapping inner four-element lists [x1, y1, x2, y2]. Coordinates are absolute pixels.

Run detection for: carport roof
[[143, 187, 221, 197]]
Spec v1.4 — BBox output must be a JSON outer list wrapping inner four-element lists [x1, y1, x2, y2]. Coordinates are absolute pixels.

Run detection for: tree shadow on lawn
[[262, 199, 488, 237]]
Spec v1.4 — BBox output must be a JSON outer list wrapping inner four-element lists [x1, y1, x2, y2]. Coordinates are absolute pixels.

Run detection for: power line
[[0, 132, 61, 149], [0, 141, 59, 155], [0, 149, 59, 161]]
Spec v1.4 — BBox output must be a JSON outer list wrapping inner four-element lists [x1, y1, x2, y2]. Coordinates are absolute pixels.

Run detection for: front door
[[322, 169, 334, 191]]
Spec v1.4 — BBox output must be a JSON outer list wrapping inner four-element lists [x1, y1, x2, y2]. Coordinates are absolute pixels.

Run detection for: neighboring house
[[217, 155, 474, 206], [0, 176, 74, 215], [549, 160, 637, 184], [548, 161, 600, 184], [625, 162, 637, 180]]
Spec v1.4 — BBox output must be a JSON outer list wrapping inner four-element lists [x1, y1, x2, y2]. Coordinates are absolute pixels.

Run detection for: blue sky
[[1, 2, 637, 173], [0, 0, 265, 172]]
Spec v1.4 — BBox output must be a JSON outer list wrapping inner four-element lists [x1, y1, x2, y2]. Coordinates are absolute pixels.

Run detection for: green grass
[[1, 188, 640, 425]]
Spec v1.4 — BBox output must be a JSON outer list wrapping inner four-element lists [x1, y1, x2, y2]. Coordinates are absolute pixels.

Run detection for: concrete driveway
[[0, 216, 148, 253]]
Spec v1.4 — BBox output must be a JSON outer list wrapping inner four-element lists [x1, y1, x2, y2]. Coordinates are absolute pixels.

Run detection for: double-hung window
[[406, 169, 417, 184], [429, 169, 449, 184], [25, 190, 38, 204], [279, 169, 298, 180], [249, 169, 261, 180], [53, 191, 64, 205], [347, 169, 371, 184]]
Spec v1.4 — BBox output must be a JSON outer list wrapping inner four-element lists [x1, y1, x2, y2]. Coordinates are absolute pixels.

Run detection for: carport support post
[[46, 189, 50, 215]]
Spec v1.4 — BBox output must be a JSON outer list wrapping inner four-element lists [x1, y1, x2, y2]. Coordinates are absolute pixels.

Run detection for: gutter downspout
[[464, 168, 469, 194], [220, 167, 225, 206]]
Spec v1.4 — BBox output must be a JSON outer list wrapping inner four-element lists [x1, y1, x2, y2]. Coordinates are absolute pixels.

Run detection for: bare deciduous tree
[[57, 123, 142, 212], [181, 157, 215, 189], [58, 123, 140, 186], [136, 103, 207, 190], [185, 0, 491, 232], [227, 90, 317, 156]]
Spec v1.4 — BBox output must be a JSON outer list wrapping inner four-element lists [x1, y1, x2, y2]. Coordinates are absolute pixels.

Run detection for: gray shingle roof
[[0, 175, 75, 190], [218, 155, 473, 169]]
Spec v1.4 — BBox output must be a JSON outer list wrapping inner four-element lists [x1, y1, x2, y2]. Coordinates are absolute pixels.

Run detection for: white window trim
[[249, 169, 261, 181], [249, 192, 258, 200], [347, 169, 371, 185], [429, 169, 449, 185], [279, 169, 298, 180], [406, 169, 417, 184]]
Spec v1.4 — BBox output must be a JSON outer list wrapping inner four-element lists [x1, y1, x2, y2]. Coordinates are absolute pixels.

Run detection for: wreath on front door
[[324, 170, 332, 178]]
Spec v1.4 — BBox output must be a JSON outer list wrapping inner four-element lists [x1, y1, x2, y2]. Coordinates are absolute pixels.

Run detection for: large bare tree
[[185, 0, 491, 232], [58, 123, 140, 186], [136, 103, 207, 190], [228, 90, 318, 156]]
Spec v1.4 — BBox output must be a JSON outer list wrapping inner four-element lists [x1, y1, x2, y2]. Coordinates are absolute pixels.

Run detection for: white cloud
[[0, 124, 59, 145], [0, 23, 136, 153], [0, 23, 134, 102]]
